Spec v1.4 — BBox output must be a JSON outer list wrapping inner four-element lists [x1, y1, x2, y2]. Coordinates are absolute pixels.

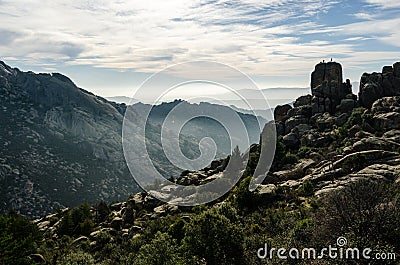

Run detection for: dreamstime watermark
[[257, 236, 396, 261], [122, 61, 276, 206]]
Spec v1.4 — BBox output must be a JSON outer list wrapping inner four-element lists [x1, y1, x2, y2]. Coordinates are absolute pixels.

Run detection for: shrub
[[56, 250, 95, 265], [342, 153, 367, 173], [168, 218, 185, 244], [133, 232, 184, 265], [347, 108, 366, 126], [297, 146, 313, 159], [182, 206, 244, 265], [298, 180, 314, 197], [95, 201, 110, 223], [229, 176, 260, 210], [283, 152, 299, 165], [314, 179, 400, 254], [0, 211, 42, 265]]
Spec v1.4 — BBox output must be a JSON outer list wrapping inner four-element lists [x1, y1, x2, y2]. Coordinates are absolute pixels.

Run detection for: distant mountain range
[[0, 61, 266, 218], [106, 84, 360, 111], [131, 100, 266, 156], [106, 87, 308, 120], [106, 96, 137, 105]]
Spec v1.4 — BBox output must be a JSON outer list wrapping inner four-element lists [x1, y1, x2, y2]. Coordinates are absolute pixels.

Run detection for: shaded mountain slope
[[0, 61, 266, 218], [0, 61, 138, 218]]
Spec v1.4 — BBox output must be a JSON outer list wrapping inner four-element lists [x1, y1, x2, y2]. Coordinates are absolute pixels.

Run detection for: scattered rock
[[294, 95, 312, 108], [110, 217, 123, 229], [335, 113, 349, 126], [373, 112, 400, 131], [153, 204, 179, 216], [285, 116, 309, 134], [29, 254, 46, 263], [283, 133, 299, 148], [315, 113, 335, 131], [337, 98, 356, 113], [72, 236, 89, 245]]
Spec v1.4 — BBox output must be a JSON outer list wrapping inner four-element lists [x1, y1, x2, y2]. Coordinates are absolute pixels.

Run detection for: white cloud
[[363, 0, 400, 8], [332, 17, 400, 47], [0, 0, 398, 81], [353, 12, 375, 20]]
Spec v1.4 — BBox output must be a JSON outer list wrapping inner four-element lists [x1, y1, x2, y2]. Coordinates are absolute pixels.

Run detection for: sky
[[0, 0, 399, 101]]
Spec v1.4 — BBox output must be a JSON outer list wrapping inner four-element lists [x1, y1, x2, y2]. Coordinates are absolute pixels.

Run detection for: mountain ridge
[[0, 60, 266, 218]]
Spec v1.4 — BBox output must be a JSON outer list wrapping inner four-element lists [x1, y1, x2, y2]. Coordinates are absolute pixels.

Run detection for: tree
[[94, 201, 110, 223], [224, 145, 243, 178], [315, 179, 400, 253], [0, 211, 42, 265], [58, 203, 94, 237]]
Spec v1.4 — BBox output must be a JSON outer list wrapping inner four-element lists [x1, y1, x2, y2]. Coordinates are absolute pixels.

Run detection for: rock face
[[310, 62, 355, 114], [259, 60, 400, 201], [0, 61, 139, 218], [359, 62, 400, 108], [272, 62, 358, 147]]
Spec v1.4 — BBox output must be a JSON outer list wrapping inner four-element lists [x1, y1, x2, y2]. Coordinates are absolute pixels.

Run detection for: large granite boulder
[[274, 104, 292, 122], [359, 62, 400, 108], [283, 132, 299, 148], [310, 62, 354, 114], [285, 116, 309, 134], [294, 95, 312, 108]]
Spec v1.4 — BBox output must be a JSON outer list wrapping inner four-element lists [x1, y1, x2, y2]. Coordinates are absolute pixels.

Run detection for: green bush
[[56, 250, 95, 265], [182, 205, 244, 265], [243, 149, 260, 178], [133, 232, 184, 265], [94, 201, 110, 223], [0, 211, 42, 265], [58, 203, 94, 237], [168, 218, 185, 244], [298, 180, 314, 197], [229, 176, 259, 210], [297, 146, 313, 159], [345, 107, 367, 129]]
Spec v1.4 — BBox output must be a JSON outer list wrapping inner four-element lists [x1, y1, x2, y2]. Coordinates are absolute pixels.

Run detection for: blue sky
[[0, 0, 399, 100]]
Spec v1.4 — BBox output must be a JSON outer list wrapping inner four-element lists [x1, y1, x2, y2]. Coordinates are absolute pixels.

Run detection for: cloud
[[331, 17, 400, 47], [363, 0, 400, 8], [353, 12, 375, 20], [0, 0, 398, 81], [0, 29, 21, 45]]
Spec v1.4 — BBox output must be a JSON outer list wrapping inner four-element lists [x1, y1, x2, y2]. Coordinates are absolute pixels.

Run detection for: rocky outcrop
[[369, 96, 400, 131], [274, 104, 292, 122], [271, 61, 361, 149], [310, 62, 355, 114], [259, 61, 400, 202], [271, 61, 397, 150], [359, 62, 400, 108]]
